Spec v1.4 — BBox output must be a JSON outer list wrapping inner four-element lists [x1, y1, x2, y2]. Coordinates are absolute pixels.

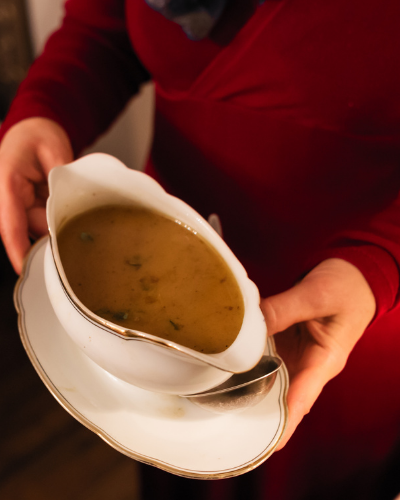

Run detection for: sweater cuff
[[0, 95, 79, 155], [304, 243, 399, 321]]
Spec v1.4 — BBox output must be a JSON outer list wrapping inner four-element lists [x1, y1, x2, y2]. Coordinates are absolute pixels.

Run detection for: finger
[[275, 357, 338, 450], [261, 278, 337, 336], [27, 207, 48, 238], [274, 323, 347, 451], [275, 368, 321, 450], [34, 182, 49, 202], [36, 124, 73, 175], [0, 184, 30, 275]]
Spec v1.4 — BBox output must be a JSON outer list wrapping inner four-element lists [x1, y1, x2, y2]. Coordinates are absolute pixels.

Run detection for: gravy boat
[[44, 153, 267, 395]]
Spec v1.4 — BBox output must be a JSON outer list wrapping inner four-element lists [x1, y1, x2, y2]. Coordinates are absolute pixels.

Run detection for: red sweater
[[2, 1, 400, 498]]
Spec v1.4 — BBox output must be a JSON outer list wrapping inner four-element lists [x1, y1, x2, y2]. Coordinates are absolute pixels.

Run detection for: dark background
[[0, 0, 33, 120]]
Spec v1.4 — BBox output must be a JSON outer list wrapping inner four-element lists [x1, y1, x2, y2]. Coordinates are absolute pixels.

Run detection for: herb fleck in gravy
[[57, 205, 244, 353]]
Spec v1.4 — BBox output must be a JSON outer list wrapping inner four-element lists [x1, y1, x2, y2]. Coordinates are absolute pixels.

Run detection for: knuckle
[[260, 298, 278, 334]]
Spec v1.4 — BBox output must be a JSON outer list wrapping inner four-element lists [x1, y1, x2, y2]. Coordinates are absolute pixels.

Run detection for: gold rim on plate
[[14, 237, 289, 479]]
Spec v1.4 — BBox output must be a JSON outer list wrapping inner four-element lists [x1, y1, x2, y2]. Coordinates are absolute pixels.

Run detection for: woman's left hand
[[261, 258, 376, 450]]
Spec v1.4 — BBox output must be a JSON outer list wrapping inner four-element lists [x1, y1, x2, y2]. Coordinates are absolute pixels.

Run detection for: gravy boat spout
[[44, 153, 267, 395]]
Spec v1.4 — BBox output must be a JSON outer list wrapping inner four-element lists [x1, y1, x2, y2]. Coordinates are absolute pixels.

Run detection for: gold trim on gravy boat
[[47, 229, 263, 375]]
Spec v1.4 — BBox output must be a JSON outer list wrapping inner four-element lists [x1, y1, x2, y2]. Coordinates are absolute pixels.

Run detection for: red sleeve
[[305, 191, 400, 321], [0, 0, 150, 155]]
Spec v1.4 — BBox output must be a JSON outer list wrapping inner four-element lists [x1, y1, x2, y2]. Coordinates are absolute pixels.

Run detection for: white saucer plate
[[14, 237, 289, 479]]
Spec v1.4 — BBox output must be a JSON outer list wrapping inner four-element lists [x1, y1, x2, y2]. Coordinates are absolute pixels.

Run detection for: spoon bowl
[[183, 355, 282, 413]]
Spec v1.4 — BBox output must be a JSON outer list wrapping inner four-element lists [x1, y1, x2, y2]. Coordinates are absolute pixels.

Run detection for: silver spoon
[[182, 355, 282, 414]]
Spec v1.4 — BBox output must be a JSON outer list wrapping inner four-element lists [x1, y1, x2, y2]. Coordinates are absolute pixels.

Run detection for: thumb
[[261, 258, 376, 337], [37, 121, 74, 175], [261, 279, 335, 336]]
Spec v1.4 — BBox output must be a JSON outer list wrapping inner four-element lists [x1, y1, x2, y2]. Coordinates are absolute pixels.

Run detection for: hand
[[261, 258, 376, 449], [0, 118, 73, 274]]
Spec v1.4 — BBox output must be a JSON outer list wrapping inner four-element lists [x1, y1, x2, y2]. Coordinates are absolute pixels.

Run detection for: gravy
[[57, 205, 244, 353]]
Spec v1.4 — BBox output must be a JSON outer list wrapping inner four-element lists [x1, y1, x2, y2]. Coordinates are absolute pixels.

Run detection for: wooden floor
[[0, 243, 141, 500]]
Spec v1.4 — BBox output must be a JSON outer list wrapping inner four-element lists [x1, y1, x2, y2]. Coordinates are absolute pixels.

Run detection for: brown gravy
[[57, 205, 244, 353]]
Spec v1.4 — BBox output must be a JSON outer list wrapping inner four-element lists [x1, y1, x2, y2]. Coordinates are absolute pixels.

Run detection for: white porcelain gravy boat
[[44, 153, 267, 395]]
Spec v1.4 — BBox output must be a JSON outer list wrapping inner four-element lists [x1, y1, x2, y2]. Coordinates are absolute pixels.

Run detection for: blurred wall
[[26, 0, 154, 170]]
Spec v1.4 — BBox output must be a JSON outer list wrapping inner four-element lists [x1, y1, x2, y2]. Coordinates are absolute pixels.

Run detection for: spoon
[[182, 355, 282, 414]]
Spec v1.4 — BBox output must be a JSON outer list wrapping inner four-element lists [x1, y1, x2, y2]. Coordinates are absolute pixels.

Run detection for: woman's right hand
[[0, 117, 73, 274]]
